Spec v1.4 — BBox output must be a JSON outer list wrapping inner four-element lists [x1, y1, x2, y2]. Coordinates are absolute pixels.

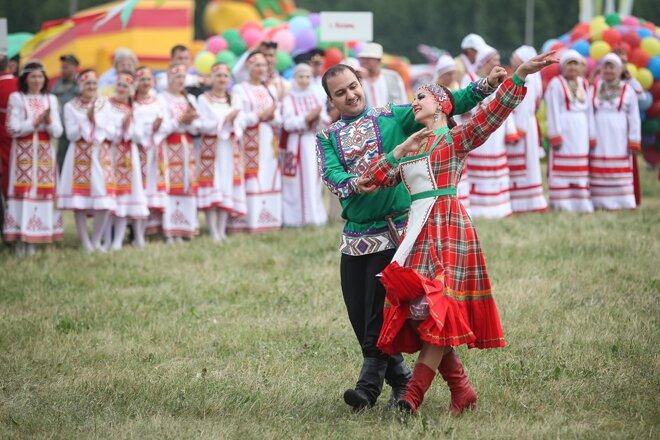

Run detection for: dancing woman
[[358, 52, 557, 415]]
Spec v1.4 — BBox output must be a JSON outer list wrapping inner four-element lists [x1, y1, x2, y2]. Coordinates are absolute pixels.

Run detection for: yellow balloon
[[590, 40, 611, 60], [626, 63, 638, 78], [194, 51, 215, 75], [590, 21, 609, 41], [591, 15, 606, 26], [640, 37, 660, 57], [636, 68, 653, 90]]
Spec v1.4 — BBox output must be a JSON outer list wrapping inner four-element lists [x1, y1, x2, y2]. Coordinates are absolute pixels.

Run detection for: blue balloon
[[573, 40, 591, 56], [648, 56, 660, 79], [639, 111, 646, 122], [282, 67, 294, 80], [288, 16, 312, 36], [639, 92, 653, 112], [636, 28, 653, 39], [559, 33, 571, 44], [542, 39, 559, 53]]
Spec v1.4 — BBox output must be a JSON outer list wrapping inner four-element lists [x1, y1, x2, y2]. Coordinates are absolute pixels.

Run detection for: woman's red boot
[[438, 349, 477, 416], [396, 362, 436, 415]]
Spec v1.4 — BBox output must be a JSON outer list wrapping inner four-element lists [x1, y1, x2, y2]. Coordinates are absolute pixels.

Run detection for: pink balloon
[[207, 36, 228, 55], [273, 29, 295, 53], [585, 57, 597, 75], [622, 16, 639, 27], [243, 28, 264, 48]]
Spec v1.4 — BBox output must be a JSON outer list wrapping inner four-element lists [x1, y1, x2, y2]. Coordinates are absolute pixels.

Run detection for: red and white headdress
[[117, 72, 135, 86], [136, 67, 153, 79], [77, 70, 97, 86], [417, 83, 454, 116], [211, 63, 230, 76], [168, 64, 187, 77]]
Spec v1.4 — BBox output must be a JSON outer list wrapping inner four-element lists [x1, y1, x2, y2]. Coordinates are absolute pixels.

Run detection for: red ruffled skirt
[[376, 262, 506, 354]]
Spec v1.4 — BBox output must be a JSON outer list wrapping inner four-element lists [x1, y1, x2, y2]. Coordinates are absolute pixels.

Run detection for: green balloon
[[605, 13, 621, 26], [216, 50, 237, 68], [222, 29, 241, 42], [228, 37, 247, 56], [262, 18, 281, 29], [275, 50, 293, 72], [642, 119, 660, 135]]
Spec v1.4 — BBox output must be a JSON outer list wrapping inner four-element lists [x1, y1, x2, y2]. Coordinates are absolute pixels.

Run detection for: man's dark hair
[[170, 45, 189, 58], [18, 62, 49, 94], [0, 55, 8, 72], [321, 64, 361, 98]]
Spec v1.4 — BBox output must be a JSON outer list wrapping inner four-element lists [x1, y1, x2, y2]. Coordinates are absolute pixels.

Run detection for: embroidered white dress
[[3, 92, 64, 242], [544, 75, 595, 212], [58, 97, 117, 211], [159, 91, 200, 237], [196, 92, 247, 216], [230, 82, 282, 232], [508, 72, 548, 213], [281, 87, 329, 226], [589, 80, 641, 210], [97, 98, 148, 219]]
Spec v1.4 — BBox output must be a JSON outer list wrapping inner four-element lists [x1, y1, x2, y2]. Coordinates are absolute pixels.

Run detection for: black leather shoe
[[343, 357, 388, 410]]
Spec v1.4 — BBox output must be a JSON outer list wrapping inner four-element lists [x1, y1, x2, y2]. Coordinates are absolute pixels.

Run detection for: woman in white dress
[[4, 62, 63, 256], [544, 50, 595, 212], [100, 72, 149, 250], [589, 53, 641, 210], [230, 51, 282, 232], [57, 70, 116, 252], [462, 45, 518, 218], [197, 63, 247, 241], [508, 45, 548, 213], [132, 66, 168, 236], [159, 63, 201, 243], [281, 63, 329, 227]]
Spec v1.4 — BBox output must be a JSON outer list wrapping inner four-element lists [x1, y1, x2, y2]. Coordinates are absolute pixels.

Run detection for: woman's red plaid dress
[[363, 77, 527, 354]]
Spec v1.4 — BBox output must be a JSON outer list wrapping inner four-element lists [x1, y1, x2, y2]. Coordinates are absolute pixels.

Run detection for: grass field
[[1, 166, 659, 439]]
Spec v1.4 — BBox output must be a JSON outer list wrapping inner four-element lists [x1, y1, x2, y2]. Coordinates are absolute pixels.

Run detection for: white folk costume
[[281, 77, 329, 226], [58, 97, 117, 211], [230, 81, 282, 232], [197, 91, 247, 215], [159, 90, 201, 238], [544, 51, 595, 212], [460, 48, 517, 219], [3, 91, 63, 243], [589, 54, 641, 210], [99, 98, 148, 220], [508, 46, 548, 213], [133, 92, 169, 233]]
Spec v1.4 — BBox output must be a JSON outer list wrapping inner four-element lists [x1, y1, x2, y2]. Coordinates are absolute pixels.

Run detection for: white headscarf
[[559, 49, 583, 68], [600, 52, 622, 68], [435, 55, 456, 77], [475, 45, 498, 70], [513, 45, 537, 63]]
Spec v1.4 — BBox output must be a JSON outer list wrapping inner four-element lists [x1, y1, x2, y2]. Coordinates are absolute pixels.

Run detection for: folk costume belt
[[410, 187, 457, 201]]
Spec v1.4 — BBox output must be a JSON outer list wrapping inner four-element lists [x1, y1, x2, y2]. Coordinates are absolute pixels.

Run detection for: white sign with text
[[319, 12, 373, 42]]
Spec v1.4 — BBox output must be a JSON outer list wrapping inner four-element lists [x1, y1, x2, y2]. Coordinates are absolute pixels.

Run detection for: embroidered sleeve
[[452, 80, 490, 115], [316, 130, 359, 199], [451, 76, 527, 156], [6, 93, 34, 137], [362, 151, 402, 188]]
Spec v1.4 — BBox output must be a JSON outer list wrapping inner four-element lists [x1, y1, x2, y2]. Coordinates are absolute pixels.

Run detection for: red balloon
[[615, 41, 632, 59], [541, 62, 561, 82], [642, 22, 656, 32], [602, 28, 621, 47], [550, 42, 565, 51], [324, 47, 343, 69], [570, 22, 590, 41], [650, 80, 660, 100], [630, 47, 650, 68], [647, 100, 660, 119], [622, 31, 641, 48]]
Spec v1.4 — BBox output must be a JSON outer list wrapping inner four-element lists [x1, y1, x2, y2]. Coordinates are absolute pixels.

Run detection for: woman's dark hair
[[246, 50, 265, 63], [439, 85, 457, 128], [321, 64, 362, 98], [18, 62, 49, 94]]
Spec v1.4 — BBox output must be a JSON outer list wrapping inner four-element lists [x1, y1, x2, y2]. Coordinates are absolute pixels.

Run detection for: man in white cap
[[358, 42, 407, 108], [455, 33, 487, 84]]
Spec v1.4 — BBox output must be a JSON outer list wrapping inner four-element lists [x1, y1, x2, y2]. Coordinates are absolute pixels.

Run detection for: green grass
[[1, 166, 659, 439]]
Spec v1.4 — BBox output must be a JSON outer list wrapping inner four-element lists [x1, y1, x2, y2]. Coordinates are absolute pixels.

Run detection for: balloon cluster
[[540, 13, 660, 146], [194, 12, 348, 80]]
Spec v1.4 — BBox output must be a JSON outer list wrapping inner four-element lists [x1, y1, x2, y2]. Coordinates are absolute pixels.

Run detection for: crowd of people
[[0, 33, 642, 256]]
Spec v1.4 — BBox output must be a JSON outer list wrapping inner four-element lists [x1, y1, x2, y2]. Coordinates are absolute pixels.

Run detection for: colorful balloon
[[590, 40, 611, 60], [288, 16, 312, 35], [572, 40, 590, 56], [626, 62, 638, 79], [239, 20, 262, 36], [273, 29, 295, 53], [630, 47, 650, 67], [622, 16, 639, 27], [228, 36, 247, 56], [601, 28, 621, 47], [590, 21, 609, 41], [622, 31, 641, 48], [309, 13, 321, 28], [638, 91, 653, 112], [570, 23, 590, 41], [542, 39, 559, 53], [605, 13, 621, 26], [242, 27, 264, 48], [275, 50, 293, 72], [324, 47, 343, 69], [207, 36, 228, 54], [294, 28, 317, 52], [637, 67, 654, 90], [650, 80, 660, 100], [194, 51, 216, 75], [262, 18, 281, 29], [641, 118, 660, 135], [648, 56, 660, 79], [636, 28, 653, 39], [216, 50, 237, 68], [641, 37, 660, 57]]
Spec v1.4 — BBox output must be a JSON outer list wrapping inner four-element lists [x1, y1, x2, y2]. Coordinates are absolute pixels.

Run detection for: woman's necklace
[[566, 79, 585, 103], [598, 80, 622, 104]]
